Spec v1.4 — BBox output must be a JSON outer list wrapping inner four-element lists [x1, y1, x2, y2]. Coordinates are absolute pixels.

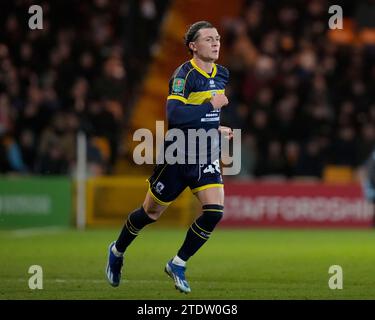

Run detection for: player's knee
[[142, 205, 164, 220], [143, 193, 168, 220], [143, 207, 161, 220], [201, 204, 224, 225]]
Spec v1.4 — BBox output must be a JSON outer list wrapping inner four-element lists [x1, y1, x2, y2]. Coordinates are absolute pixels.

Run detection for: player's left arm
[[218, 67, 233, 140]]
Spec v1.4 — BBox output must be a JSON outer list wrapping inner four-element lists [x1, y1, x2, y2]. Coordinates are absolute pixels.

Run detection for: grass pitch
[[1, 227, 375, 300]]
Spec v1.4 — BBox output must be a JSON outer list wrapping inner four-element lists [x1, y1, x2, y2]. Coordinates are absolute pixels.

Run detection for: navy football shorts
[[147, 160, 224, 206]]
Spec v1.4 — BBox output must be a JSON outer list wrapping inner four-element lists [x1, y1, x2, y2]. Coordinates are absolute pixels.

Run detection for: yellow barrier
[[86, 176, 198, 227], [323, 165, 354, 184]]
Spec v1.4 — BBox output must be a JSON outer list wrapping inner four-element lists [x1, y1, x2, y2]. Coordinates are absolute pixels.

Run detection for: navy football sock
[[177, 204, 224, 262], [115, 207, 156, 253]]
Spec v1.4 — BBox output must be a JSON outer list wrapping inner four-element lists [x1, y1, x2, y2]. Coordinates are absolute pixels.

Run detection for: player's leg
[[174, 186, 224, 263], [114, 192, 168, 253], [106, 192, 168, 287], [106, 163, 186, 287], [165, 186, 224, 293]]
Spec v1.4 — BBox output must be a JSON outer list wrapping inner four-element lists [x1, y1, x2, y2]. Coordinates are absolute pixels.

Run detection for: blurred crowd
[[222, 0, 375, 179], [1, 0, 375, 179], [0, 0, 167, 175]]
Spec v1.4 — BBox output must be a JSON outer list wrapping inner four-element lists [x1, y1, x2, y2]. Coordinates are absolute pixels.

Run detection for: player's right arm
[[166, 66, 227, 128]]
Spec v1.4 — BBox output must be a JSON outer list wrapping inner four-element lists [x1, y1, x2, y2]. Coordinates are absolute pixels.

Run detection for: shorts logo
[[155, 182, 165, 194], [172, 78, 185, 93]]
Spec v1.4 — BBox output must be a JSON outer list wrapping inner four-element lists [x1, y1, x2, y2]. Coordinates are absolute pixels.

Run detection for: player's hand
[[210, 94, 229, 109], [219, 126, 233, 140]]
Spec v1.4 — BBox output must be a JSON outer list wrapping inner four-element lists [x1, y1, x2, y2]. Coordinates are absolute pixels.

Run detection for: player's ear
[[189, 42, 197, 53]]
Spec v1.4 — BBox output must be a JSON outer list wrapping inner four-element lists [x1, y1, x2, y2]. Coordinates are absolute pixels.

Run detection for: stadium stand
[[219, 0, 375, 181], [0, 0, 168, 175], [0, 0, 374, 183]]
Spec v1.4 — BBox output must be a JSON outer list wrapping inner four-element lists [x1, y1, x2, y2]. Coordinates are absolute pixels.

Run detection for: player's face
[[192, 28, 220, 62]]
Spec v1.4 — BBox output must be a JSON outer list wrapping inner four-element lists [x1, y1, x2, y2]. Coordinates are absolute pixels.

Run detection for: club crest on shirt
[[155, 182, 165, 194]]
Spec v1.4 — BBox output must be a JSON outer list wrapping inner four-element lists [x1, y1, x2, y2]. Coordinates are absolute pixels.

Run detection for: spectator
[[222, 0, 375, 178], [0, 0, 168, 175]]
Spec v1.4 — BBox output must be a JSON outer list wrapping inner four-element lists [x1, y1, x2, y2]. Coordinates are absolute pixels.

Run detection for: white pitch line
[[5, 278, 171, 284], [6, 227, 68, 238]]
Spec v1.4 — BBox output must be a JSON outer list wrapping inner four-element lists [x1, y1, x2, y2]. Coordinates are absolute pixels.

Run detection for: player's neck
[[192, 57, 214, 74]]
